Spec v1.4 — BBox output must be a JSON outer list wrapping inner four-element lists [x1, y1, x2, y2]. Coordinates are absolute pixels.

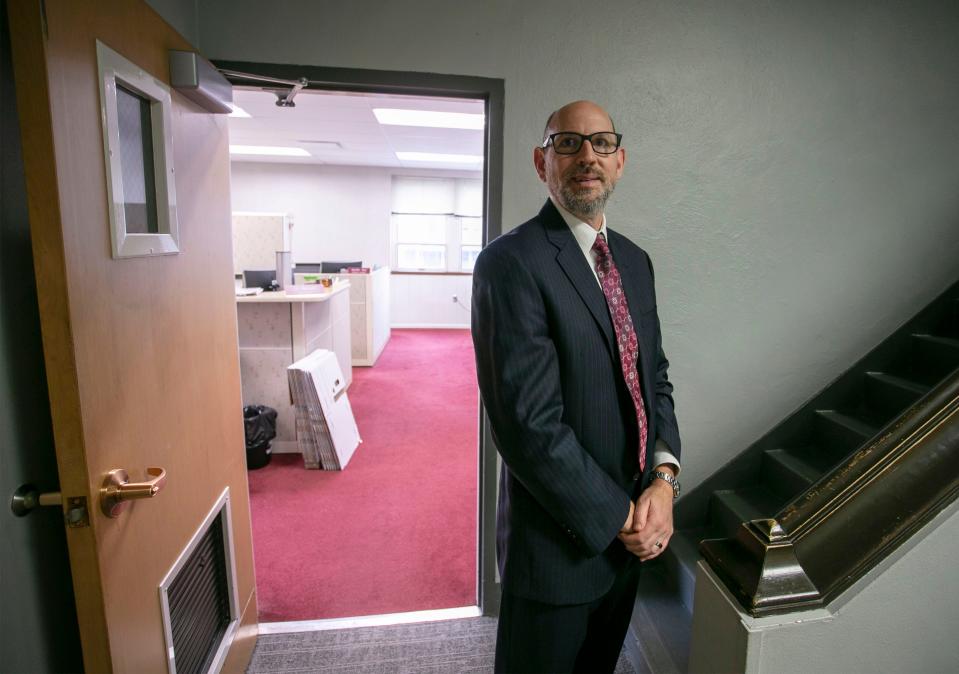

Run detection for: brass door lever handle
[[100, 467, 167, 518]]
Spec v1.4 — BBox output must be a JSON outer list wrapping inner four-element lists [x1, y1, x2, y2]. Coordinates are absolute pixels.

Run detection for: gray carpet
[[247, 617, 636, 673]]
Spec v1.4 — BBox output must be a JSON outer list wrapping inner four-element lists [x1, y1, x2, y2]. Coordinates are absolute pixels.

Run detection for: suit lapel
[[540, 201, 615, 354]]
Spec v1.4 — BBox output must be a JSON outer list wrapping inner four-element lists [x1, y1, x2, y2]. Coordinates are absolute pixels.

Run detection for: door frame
[[215, 59, 504, 616]]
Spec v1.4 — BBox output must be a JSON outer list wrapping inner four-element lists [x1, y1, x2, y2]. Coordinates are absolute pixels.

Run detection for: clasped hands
[[618, 476, 674, 561]]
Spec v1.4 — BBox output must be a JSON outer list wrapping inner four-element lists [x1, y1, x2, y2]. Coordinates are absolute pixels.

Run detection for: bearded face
[[550, 163, 616, 220], [533, 102, 625, 227]]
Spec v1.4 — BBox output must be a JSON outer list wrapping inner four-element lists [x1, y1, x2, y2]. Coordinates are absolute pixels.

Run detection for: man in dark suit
[[471, 100, 682, 673]]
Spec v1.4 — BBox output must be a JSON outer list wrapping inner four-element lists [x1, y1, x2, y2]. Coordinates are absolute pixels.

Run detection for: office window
[[459, 216, 482, 272], [394, 213, 447, 270], [391, 177, 483, 272]]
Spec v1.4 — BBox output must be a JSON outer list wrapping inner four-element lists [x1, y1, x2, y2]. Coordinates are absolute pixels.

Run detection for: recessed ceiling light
[[228, 104, 250, 118], [374, 108, 484, 130], [229, 145, 311, 157], [396, 151, 484, 164]]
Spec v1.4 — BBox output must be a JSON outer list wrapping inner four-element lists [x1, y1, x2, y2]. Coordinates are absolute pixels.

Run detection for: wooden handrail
[[700, 368, 959, 616]]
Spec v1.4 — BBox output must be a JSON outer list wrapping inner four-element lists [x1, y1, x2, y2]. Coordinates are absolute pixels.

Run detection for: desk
[[236, 283, 351, 452], [294, 268, 391, 366]]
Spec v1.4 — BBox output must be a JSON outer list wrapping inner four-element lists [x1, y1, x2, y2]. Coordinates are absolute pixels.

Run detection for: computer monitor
[[243, 269, 276, 290], [293, 263, 323, 273], [320, 261, 362, 273]]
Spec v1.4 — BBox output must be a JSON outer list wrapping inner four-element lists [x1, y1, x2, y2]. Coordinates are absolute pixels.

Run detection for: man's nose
[[575, 139, 599, 164]]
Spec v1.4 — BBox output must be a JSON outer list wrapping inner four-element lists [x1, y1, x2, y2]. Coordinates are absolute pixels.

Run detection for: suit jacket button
[[632, 472, 641, 481]]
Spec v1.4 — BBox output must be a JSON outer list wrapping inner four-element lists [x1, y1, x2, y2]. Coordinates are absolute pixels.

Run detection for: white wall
[[230, 163, 391, 267], [200, 0, 959, 491], [391, 274, 472, 328], [229, 162, 479, 327]]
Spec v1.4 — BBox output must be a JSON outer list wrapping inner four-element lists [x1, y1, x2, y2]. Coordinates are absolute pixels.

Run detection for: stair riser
[[863, 376, 924, 419], [911, 339, 959, 380], [708, 494, 743, 540], [814, 414, 872, 458], [761, 450, 815, 500]]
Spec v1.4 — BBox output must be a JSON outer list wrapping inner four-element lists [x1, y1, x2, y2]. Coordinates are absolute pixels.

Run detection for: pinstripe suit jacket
[[471, 199, 681, 605]]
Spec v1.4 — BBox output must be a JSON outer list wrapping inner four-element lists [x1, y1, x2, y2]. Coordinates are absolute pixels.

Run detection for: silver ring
[[655, 541, 663, 549]]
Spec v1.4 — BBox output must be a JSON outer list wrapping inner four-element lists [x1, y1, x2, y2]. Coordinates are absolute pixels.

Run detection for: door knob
[[10, 484, 61, 517], [100, 467, 166, 518]]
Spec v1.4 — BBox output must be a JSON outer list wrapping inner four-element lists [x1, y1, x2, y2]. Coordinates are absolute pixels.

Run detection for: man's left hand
[[618, 471, 674, 561]]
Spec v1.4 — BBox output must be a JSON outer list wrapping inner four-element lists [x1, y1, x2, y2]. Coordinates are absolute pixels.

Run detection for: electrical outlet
[[452, 294, 458, 303]]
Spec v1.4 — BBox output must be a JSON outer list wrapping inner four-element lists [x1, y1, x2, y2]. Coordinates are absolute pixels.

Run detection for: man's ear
[[533, 146, 547, 182]]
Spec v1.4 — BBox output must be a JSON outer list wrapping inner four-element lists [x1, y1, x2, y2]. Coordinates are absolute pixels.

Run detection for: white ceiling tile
[[228, 87, 484, 168]]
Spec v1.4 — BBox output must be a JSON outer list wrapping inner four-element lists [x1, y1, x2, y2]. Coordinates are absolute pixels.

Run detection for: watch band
[[651, 470, 680, 499]]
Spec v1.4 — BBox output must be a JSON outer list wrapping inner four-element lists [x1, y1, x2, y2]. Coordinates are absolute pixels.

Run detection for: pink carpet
[[247, 329, 479, 622]]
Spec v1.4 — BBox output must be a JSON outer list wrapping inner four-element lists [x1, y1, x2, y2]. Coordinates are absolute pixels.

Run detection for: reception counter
[[236, 283, 351, 452]]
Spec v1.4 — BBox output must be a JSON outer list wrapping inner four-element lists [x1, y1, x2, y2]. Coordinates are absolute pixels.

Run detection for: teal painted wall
[[197, 0, 959, 490]]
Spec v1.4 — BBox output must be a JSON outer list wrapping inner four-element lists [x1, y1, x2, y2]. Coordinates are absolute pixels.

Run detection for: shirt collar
[[549, 195, 608, 254]]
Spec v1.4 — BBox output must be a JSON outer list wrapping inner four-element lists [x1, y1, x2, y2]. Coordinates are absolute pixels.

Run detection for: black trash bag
[[243, 405, 277, 469]]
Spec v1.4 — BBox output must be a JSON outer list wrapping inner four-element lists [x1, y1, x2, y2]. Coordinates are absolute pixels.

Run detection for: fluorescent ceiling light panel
[[374, 108, 485, 130], [396, 151, 484, 164], [230, 145, 311, 157], [228, 104, 250, 118]]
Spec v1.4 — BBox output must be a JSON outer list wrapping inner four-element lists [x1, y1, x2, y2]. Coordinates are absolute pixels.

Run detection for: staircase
[[630, 280, 959, 674]]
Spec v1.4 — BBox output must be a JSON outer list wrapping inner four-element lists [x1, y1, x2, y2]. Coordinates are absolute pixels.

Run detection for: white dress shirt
[[550, 197, 681, 476]]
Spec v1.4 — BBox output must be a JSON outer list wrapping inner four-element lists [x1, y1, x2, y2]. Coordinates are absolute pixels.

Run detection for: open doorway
[[218, 63, 503, 628]]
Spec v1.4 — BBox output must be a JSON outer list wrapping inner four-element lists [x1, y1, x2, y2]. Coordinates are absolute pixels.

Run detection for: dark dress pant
[[494, 562, 642, 674]]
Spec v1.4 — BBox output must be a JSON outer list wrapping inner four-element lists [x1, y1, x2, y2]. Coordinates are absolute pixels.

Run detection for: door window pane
[[116, 84, 158, 234]]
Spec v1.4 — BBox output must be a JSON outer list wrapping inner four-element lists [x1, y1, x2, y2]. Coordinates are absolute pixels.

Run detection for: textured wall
[[195, 0, 959, 489], [144, 0, 198, 46]]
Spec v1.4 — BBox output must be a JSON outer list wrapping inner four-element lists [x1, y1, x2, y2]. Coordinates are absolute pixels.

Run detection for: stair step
[[761, 448, 823, 500], [630, 562, 691, 674], [708, 486, 784, 540], [910, 334, 959, 381], [813, 409, 877, 457], [665, 527, 706, 612], [863, 371, 929, 419]]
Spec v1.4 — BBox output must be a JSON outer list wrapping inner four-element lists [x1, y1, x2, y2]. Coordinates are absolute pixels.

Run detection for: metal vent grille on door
[[161, 490, 239, 674]]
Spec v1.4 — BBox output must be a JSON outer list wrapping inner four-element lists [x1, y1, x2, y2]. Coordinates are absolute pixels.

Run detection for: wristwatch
[[651, 470, 680, 499]]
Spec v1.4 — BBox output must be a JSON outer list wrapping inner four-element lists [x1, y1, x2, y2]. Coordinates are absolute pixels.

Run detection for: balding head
[[542, 100, 616, 143]]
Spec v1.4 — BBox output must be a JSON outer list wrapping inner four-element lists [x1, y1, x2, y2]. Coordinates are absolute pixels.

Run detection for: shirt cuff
[[652, 439, 681, 477]]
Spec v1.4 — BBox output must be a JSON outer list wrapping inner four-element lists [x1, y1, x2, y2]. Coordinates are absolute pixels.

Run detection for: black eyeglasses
[[542, 131, 623, 155]]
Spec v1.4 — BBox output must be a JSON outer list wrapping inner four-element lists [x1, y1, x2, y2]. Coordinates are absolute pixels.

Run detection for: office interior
[[228, 87, 484, 623]]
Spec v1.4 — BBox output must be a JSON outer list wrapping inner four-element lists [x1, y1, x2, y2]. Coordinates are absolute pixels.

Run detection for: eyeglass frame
[[541, 131, 624, 155]]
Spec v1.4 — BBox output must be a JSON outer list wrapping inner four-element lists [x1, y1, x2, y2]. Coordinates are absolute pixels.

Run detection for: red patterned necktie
[[592, 233, 648, 471]]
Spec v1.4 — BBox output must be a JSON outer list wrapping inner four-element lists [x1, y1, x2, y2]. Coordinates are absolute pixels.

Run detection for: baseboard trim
[[258, 605, 483, 634], [391, 323, 470, 329]]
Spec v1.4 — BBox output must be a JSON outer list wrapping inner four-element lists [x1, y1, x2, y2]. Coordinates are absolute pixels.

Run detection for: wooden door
[[7, 1, 257, 672]]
